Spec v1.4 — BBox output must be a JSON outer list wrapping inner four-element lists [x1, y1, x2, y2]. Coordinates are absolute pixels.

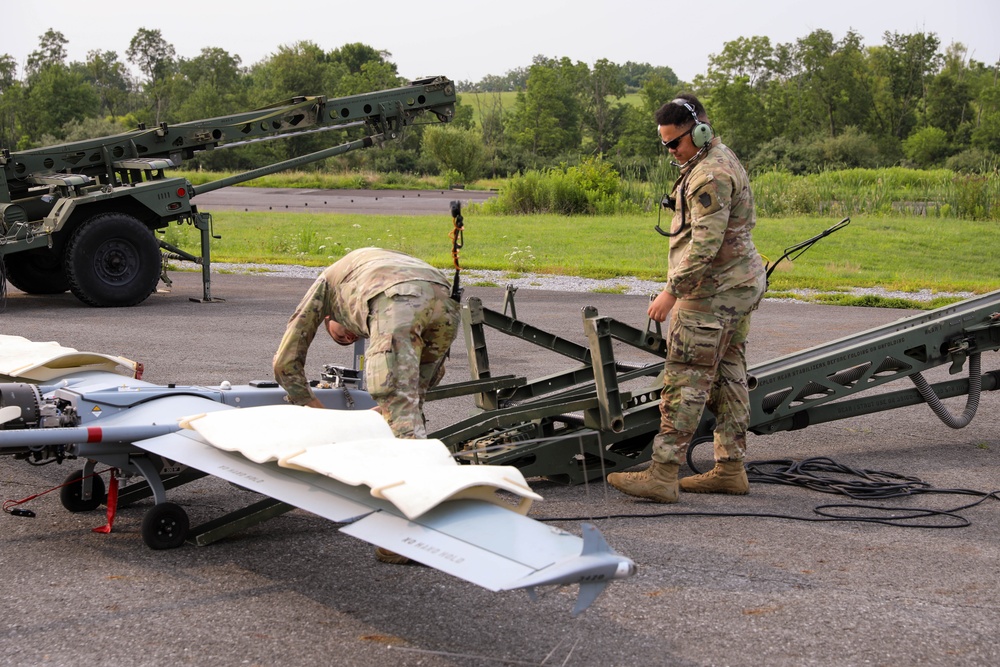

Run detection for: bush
[[950, 173, 997, 219], [903, 127, 951, 167], [422, 126, 485, 182], [481, 156, 646, 215], [748, 135, 823, 175], [946, 148, 998, 173], [814, 127, 882, 169], [751, 169, 794, 215], [367, 145, 417, 174]]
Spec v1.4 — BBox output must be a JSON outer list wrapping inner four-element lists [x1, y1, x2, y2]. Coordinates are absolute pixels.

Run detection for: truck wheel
[[66, 213, 161, 307], [3, 247, 70, 294]]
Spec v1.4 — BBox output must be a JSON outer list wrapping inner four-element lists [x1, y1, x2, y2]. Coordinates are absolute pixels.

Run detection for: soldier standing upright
[[608, 94, 767, 503], [273, 247, 459, 440]]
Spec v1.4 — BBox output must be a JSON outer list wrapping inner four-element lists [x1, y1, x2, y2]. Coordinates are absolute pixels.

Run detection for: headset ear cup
[[691, 122, 713, 148]]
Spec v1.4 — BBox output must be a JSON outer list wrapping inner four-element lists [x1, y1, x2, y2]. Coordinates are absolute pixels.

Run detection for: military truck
[[0, 76, 456, 307]]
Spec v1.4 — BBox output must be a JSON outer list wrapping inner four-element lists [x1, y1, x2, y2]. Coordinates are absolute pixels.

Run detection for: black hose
[[909, 353, 981, 429]]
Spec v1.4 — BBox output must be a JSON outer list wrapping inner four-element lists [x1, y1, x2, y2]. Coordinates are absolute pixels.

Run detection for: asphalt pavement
[[1, 270, 999, 667]]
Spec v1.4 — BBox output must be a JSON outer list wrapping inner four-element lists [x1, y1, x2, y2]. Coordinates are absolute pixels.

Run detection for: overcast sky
[[5, 0, 999, 85]]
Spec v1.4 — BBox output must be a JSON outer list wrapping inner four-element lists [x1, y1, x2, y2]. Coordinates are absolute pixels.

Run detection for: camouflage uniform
[[273, 248, 459, 438], [653, 139, 767, 466]]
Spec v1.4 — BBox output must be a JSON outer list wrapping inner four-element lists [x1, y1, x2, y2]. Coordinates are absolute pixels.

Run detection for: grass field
[[160, 209, 999, 308]]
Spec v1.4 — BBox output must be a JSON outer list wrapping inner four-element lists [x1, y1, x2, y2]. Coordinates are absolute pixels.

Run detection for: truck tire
[[66, 213, 161, 307], [3, 247, 70, 294]]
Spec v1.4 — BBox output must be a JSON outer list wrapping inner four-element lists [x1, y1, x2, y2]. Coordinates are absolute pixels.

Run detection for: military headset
[[671, 98, 714, 148]]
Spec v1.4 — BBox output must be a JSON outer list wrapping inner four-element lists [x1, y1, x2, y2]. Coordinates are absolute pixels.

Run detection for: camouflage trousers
[[652, 275, 766, 465], [365, 281, 460, 438]]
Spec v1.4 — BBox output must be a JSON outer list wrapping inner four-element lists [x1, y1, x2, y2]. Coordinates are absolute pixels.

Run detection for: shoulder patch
[[689, 179, 723, 217]]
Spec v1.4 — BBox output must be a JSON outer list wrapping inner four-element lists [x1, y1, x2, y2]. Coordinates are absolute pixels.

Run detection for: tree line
[[1, 27, 998, 183], [0, 29, 411, 175], [458, 32, 999, 178]]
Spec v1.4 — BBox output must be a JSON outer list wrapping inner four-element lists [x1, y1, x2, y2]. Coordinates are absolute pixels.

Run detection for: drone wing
[[133, 404, 634, 614]]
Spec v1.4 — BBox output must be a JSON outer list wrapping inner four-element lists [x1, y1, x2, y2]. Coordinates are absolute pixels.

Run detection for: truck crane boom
[[0, 76, 456, 307]]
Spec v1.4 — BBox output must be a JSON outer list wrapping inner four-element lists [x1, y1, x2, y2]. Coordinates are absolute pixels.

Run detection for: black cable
[[745, 456, 930, 499], [535, 456, 1000, 529]]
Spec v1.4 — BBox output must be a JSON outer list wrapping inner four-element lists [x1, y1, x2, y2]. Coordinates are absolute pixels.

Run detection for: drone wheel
[[60, 470, 107, 512], [141, 502, 189, 550]]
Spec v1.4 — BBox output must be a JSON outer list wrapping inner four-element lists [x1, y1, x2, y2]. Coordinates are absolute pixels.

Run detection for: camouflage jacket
[[664, 139, 765, 300], [273, 247, 451, 405]]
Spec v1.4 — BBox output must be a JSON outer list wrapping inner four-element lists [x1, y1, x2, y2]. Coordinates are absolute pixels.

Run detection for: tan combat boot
[[679, 460, 749, 495], [607, 462, 679, 503]]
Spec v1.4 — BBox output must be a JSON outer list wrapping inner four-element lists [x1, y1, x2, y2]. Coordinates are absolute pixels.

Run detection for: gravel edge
[[209, 262, 974, 304]]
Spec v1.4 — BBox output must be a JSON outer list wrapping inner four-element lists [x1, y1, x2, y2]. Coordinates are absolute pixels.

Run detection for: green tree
[[25, 29, 68, 78], [327, 43, 401, 96], [611, 73, 678, 160], [696, 36, 779, 157], [180, 47, 243, 91], [450, 95, 475, 130], [705, 77, 770, 157], [0, 55, 21, 149], [959, 52, 1000, 155], [638, 75, 680, 115], [173, 47, 246, 121], [507, 57, 586, 158], [868, 31, 942, 140], [19, 64, 99, 143], [216, 42, 332, 170], [329, 43, 388, 75], [248, 41, 333, 103], [814, 126, 882, 168], [84, 50, 133, 119], [126, 28, 178, 124], [50, 115, 133, 142], [795, 29, 871, 138], [620, 61, 678, 90], [704, 35, 775, 88], [583, 59, 626, 154], [463, 91, 511, 175], [612, 104, 660, 159], [971, 83, 1000, 153], [332, 60, 401, 96], [0, 54, 15, 91], [759, 41, 812, 141], [924, 71, 972, 133], [507, 66, 566, 158]]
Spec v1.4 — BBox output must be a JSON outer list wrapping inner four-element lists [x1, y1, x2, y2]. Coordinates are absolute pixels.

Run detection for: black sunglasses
[[660, 126, 693, 150]]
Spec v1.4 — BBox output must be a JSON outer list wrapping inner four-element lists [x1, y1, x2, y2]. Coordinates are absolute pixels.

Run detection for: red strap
[[3, 468, 108, 514], [92, 471, 119, 534]]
